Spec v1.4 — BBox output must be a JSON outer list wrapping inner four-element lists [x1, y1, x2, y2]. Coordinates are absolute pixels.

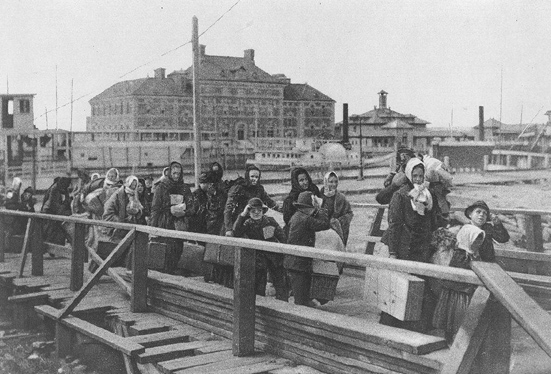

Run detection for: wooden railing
[[1, 207, 551, 373]]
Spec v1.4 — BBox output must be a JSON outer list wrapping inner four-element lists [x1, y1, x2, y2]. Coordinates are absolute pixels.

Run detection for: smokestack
[[479, 106, 484, 141], [378, 90, 388, 109], [342, 103, 349, 143]]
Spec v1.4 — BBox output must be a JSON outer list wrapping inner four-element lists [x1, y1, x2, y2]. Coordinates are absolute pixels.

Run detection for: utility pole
[[55, 65, 58, 131], [67, 79, 74, 174], [192, 16, 202, 189], [358, 119, 364, 180]]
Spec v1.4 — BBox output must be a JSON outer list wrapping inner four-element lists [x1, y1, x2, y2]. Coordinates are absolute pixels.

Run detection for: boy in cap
[[463, 200, 509, 262], [189, 171, 214, 234], [284, 191, 330, 306], [233, 197, 288, 301]]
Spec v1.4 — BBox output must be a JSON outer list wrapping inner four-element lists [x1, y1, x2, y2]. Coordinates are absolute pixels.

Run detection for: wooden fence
[[1, 207, 551, 373]]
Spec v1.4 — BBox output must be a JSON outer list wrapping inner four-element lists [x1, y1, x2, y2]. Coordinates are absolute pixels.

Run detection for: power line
[[34, 0, 242, 126]]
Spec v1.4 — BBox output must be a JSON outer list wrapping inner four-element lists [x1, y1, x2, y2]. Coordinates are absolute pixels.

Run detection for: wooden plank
[[58, 229, 135, 319], [174, 354, 277, 374], [17, 219, 32, 277], [440, 287, 491, 374], [158, 350, 234, 374], [525, 214, 544, 252], [131, 231, 148, 312], [114, 322, 141, 374], [128, 321, 170, 336], [30, 218, 44, 276], [35, 305, 145, 356], [87, 246, 131, 295], [126, 329, 191, 348], [8, 291, 50, 303], [0, 217, 5, 262], [208, 359, 288, 374], [70, 223, 86, 291], [233, 246, 256, 356], [472, 261, 551, 357], [137, 341, 212, 364], [194, 341, 232, 354], [365, 207, 385, 255]]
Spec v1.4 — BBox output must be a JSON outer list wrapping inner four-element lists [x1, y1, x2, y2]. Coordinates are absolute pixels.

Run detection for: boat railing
[[1, 208, 551, 373]]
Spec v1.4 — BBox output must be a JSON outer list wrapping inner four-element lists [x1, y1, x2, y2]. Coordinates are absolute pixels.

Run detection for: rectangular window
[[19, 99, 30, 113]]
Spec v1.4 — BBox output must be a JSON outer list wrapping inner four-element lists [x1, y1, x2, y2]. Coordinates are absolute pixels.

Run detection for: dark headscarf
[[210, 162, 224, 183], [244, 165, 261, 186], [137, 178, 147, 203], [289, 167, 320, 200], [161, 161, 184, 190]]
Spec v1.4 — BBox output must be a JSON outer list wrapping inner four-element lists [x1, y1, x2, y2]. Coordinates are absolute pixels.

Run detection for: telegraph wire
[[34, 0, 242, 126]]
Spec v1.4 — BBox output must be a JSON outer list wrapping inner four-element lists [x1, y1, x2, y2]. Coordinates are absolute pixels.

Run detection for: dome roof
[[318, 143, 347, 161]]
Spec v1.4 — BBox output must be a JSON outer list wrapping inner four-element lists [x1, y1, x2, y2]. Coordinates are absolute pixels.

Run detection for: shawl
[[405, 158, 433, 215], [456, 224, 485, 259]]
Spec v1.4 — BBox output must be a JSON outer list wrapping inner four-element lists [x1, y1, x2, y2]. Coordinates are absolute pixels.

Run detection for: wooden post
[[31, 218, 44, 276], [70, 223, 86, 291], [525, 214, 543, 252], [365, 207, 385, 255], [56, 322, 73, 359], [0, 214, 5, 263], [192, 16, 202, 189], [18, 219, 33, 277], [131, 231, 148, 312], [233, 246, 256, 356]]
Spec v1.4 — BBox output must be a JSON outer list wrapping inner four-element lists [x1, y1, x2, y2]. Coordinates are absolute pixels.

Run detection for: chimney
[[479, 106, 485, 141], [154, 68, 165, 79], [342, 103, 349, 143], [199, 44, 206, 58], [244, 49, 255, 65], [378, 90, 388, 109]]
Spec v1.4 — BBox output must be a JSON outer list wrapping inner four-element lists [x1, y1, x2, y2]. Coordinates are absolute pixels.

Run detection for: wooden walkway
[[0, 252, 317, 374]]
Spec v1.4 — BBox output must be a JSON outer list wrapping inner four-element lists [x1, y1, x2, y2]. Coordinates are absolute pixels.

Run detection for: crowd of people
[[1, 148, 510, 344]]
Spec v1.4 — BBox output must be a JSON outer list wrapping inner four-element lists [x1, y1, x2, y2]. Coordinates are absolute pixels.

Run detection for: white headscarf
[[103, 168, 120, 188], [405, 158, 433, 215], [11, 177, 22, 191], [456, 224, 485, 259], [124, 175, 139, 195], [323, 171, 338, 197]]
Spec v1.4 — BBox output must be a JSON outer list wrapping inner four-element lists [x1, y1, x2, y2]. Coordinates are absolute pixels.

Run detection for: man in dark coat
[[284, 191, 330, 306], [188, 171, 214, 234], [150, 161, 193, 274], [41, 177, 72, 245]]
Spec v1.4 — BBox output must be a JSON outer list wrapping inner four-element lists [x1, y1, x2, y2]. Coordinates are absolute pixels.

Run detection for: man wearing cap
[[233, 197, 288, 301], [284, 191, 330, 306], [188, 171, 214, 234], [463, 200, 509, 262]]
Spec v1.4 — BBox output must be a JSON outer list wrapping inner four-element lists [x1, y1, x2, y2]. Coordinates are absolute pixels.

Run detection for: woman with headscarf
[[41, 176, 73, 245], [282, 168, 321, 232], [379, 157, 438, 333], [376, 147, 417, 205], [136, 178, 149, 225], [206, 162, 228, 235], [102, 175, 143, 241], [150, 161, 193, 274], [208, 165, 278, 287], [4, 178, 23, 245], [320, 171, 353, 246]]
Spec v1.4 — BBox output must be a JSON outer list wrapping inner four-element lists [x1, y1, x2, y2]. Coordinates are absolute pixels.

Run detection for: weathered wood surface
[[36, 305, 145, 356], [472, 261, 551, 357]]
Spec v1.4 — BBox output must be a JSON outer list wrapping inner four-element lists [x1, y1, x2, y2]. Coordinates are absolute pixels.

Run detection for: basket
[[310, 274, 339, 301]]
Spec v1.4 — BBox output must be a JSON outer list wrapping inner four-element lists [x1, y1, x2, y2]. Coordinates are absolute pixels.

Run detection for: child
[[233, 197, 288, 301]]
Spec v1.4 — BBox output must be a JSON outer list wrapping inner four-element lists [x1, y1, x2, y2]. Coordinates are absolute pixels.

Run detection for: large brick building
[[87, 46, 335, 144]]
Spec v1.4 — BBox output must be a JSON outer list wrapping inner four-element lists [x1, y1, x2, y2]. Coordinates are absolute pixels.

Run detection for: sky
[[2, 0, 551, 132]]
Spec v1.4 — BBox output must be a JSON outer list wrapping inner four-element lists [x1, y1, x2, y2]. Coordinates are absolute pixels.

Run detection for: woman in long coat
[[41, 177, 73, 245], [320, 171, 353, 246], [379, 158, 438, 332], [150, 161, 193, 274], [102, 175, 143, 242]]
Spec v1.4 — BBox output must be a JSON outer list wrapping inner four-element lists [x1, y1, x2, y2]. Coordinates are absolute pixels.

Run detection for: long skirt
[[432, 287, 472, 344]]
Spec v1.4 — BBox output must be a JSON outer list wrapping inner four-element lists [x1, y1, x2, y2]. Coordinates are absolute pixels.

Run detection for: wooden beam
[[0, 216, 5, 262], [365, 207, 385, 255], [30, 218, 44, 276], [58, 229, 135, 319], [131, 231, 148, 312], [233, 246, 256, 356], [525, 214, 543, 252], [70, 223, 86, 291], [86, 247, 130, 295], [441, 287, 491, 374], [472, 261, 551, 357], [17, 219, 32, 277]]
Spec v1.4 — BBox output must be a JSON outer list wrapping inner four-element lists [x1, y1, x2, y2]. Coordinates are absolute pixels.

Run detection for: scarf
[[405, 158, 433, 215], [456, 224, 485, 259], [124, 175, 138, 195], [104, 167, 120, 188], [323, 171, 338, 197]]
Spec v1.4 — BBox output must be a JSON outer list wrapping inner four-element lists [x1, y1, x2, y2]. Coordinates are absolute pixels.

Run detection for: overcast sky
[[2, 0, 551, 132]]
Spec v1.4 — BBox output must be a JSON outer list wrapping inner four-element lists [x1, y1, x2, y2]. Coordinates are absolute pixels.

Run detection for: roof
[[381, 119, 413, 129], [90, 77, 191, 101], [283, 84, 334, 102], [341, 107, 430, 126], [175, 54, 282, 83]]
